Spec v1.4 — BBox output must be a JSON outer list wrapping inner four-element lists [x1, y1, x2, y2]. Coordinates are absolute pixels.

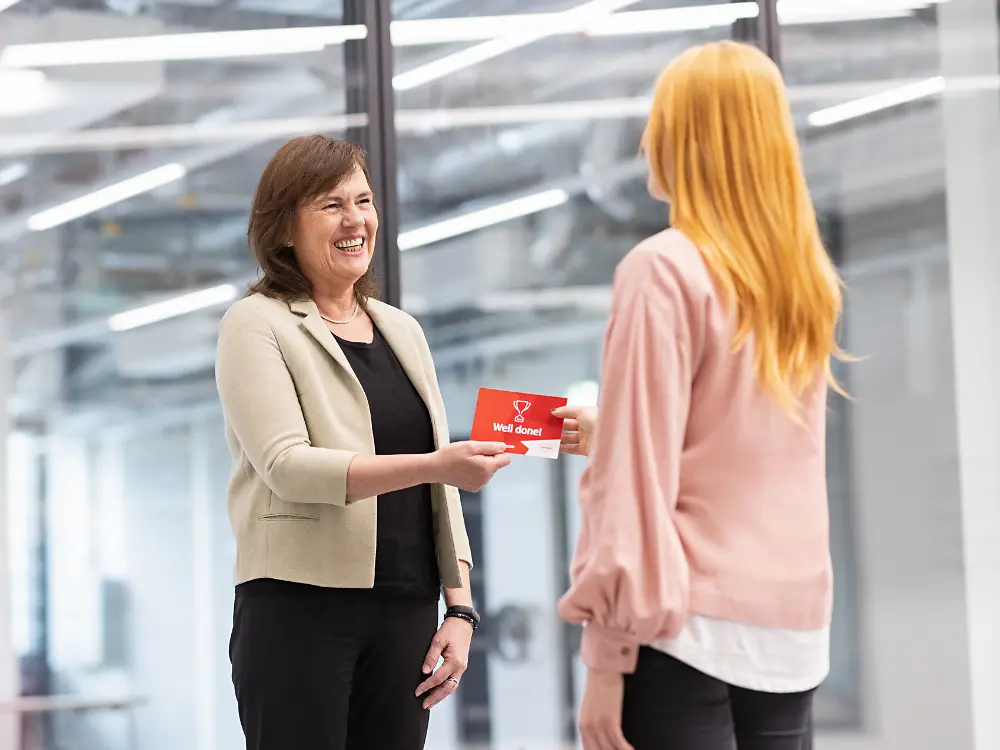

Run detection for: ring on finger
[[447, 676, 460, 686]]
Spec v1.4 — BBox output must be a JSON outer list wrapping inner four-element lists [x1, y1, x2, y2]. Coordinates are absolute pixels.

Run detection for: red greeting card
[[470, 388, 568, 459]]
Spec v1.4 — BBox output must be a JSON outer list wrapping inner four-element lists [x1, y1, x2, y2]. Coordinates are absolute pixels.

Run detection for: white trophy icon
[[512, 399, 531, 423]]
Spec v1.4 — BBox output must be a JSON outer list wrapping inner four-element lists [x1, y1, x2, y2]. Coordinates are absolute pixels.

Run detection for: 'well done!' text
[[493, 422, 543, 437]]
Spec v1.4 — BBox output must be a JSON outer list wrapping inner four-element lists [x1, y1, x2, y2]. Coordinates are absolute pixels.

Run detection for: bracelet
[[444, 604, 479, 632], [445, 612, 477, 630]]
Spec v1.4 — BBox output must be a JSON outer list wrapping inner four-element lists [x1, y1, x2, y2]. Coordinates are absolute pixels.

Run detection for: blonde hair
[[643, 40, 848, 414]]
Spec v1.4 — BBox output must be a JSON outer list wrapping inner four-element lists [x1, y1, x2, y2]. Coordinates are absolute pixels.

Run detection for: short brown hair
[[246, 135, 379, 305]]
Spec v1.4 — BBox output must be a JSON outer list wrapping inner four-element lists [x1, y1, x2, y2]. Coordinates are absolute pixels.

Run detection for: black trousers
[[230, 579, 438, 750], [622, 647, 816, 750]]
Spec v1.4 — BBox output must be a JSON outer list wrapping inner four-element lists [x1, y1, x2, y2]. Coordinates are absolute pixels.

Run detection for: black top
[[334, 325, 441, 599]]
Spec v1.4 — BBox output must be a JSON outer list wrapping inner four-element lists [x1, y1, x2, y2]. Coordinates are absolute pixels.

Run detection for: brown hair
[[246, 135, 379, 305]]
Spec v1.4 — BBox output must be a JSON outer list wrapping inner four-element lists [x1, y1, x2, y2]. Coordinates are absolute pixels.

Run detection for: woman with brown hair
[[215, 135, 509, 750]]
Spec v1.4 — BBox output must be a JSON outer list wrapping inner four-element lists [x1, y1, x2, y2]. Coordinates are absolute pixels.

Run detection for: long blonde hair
[[643, 41, 848, 414]]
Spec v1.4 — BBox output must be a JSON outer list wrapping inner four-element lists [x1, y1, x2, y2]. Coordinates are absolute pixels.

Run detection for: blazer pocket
[[258, 512, 319, 522]]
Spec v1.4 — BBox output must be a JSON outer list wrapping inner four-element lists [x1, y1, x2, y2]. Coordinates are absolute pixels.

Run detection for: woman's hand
[[429, 441, 510, 491], [578, 668, 634, 750], [551, 405, 598, 456], [415, 617, 474, 710]]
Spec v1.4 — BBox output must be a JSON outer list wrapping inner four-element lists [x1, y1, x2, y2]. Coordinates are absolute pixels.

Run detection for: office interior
[[0, 0, 999, 748]]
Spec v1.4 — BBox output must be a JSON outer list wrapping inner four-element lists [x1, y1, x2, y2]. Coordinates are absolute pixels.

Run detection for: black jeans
[[622, 647, 816, 750], [230, 579, 438, 750]]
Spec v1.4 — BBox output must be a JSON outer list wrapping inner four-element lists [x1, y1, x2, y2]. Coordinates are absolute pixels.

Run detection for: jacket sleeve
[[215, 300, 357, 506], [411, 317, 474, 570], [556, 250, 694, 673]]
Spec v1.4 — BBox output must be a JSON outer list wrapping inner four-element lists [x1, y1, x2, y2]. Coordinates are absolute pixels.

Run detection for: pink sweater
[[558, 229, 833, 674]]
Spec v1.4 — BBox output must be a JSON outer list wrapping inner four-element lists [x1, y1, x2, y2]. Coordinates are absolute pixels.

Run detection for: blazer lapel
[[367, 303, 445, 451], [367, 304, 433, 409], [290, 298, 442, 448], [289, 298, 362, 388]]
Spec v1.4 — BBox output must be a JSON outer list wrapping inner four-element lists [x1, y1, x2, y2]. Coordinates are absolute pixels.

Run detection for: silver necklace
[[319, 300, 360, 325]]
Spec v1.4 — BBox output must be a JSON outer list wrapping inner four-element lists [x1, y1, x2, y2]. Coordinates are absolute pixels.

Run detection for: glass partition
[[392, 3, 743, 747], [0, 2, 365, 749], [2, 1, 999, 749], [783, 3, 979, 748]]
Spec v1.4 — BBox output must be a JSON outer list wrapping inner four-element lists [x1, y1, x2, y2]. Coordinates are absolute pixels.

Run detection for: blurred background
[[1, 0, 999, 748]]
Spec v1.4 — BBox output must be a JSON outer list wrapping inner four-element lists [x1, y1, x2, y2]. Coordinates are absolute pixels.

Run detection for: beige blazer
[[215, 293, 472, 590]]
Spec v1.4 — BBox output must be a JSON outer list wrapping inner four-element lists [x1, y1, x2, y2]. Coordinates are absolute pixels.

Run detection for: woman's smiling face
[[289, 166, 378, 291]]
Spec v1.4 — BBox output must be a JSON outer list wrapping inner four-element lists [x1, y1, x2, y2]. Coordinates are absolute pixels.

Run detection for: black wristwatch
[[444, 605, 480, 632]]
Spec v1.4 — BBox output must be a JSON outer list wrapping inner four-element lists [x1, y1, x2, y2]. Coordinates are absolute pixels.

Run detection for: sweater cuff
[[580, 622, 640, 674]]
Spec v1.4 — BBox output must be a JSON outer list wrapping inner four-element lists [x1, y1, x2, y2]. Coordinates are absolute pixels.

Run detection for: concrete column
[[0, 309, 22, 748], [190, 418, 216, 750], [938, 2, 1000, 749]]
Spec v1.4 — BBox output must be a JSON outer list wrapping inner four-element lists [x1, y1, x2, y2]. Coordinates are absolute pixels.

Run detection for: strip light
[[782, 8, 910, 23], [392, 15, 566, 45], [587, 0, 947, 36], [0, 25, 366, 67], [779, 0, 950, 24], [1, 4, 749, 66], [0, 69, 54, 116], [398, 189, 570, 250], [105, 189, 569, 331], [808, 76, 944, 127], [108, 284, 239, 332], [392, 0, 643, 91], [28, 163, 186, 231], [587, 3, 758, 35], [1, 1, 945, 69], [0, 161, 28, 186], [102, 189, 569, 332]]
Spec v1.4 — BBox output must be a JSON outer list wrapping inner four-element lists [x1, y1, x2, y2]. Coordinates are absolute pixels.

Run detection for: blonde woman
[[554, 41, 846, 750]]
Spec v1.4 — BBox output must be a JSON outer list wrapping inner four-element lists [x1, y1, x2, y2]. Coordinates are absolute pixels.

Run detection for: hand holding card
[[430, 440, 511, 491], [551, 404, 597, 456], [470, 388, 568, 459]]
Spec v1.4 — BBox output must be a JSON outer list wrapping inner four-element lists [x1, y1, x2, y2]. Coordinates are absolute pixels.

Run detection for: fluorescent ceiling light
[[1, 77, 976, 158], [808, 76, 944, 127], [0, 69, 55, 116], [398, 189, 569, 250], [586, 3, 758, 35], [393, 2, 715, 46], [0, 25, 366, 67], [587, 0, 947, 36], [1, 4, 724, 70], [0, 1, 948, 69], [781, 9, 910, 23], [108, 284, 239, 332], [392, 0, 642, 91], [0, 0, 25, 12], [779, 0, 949, 25], [392, 15, 560, 45], [28, 162, 186, 231], [0, 101, 647, 156], [0, 114, 370, 156], [0, 161, 28, 186], [392, 1, 936, 44]]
